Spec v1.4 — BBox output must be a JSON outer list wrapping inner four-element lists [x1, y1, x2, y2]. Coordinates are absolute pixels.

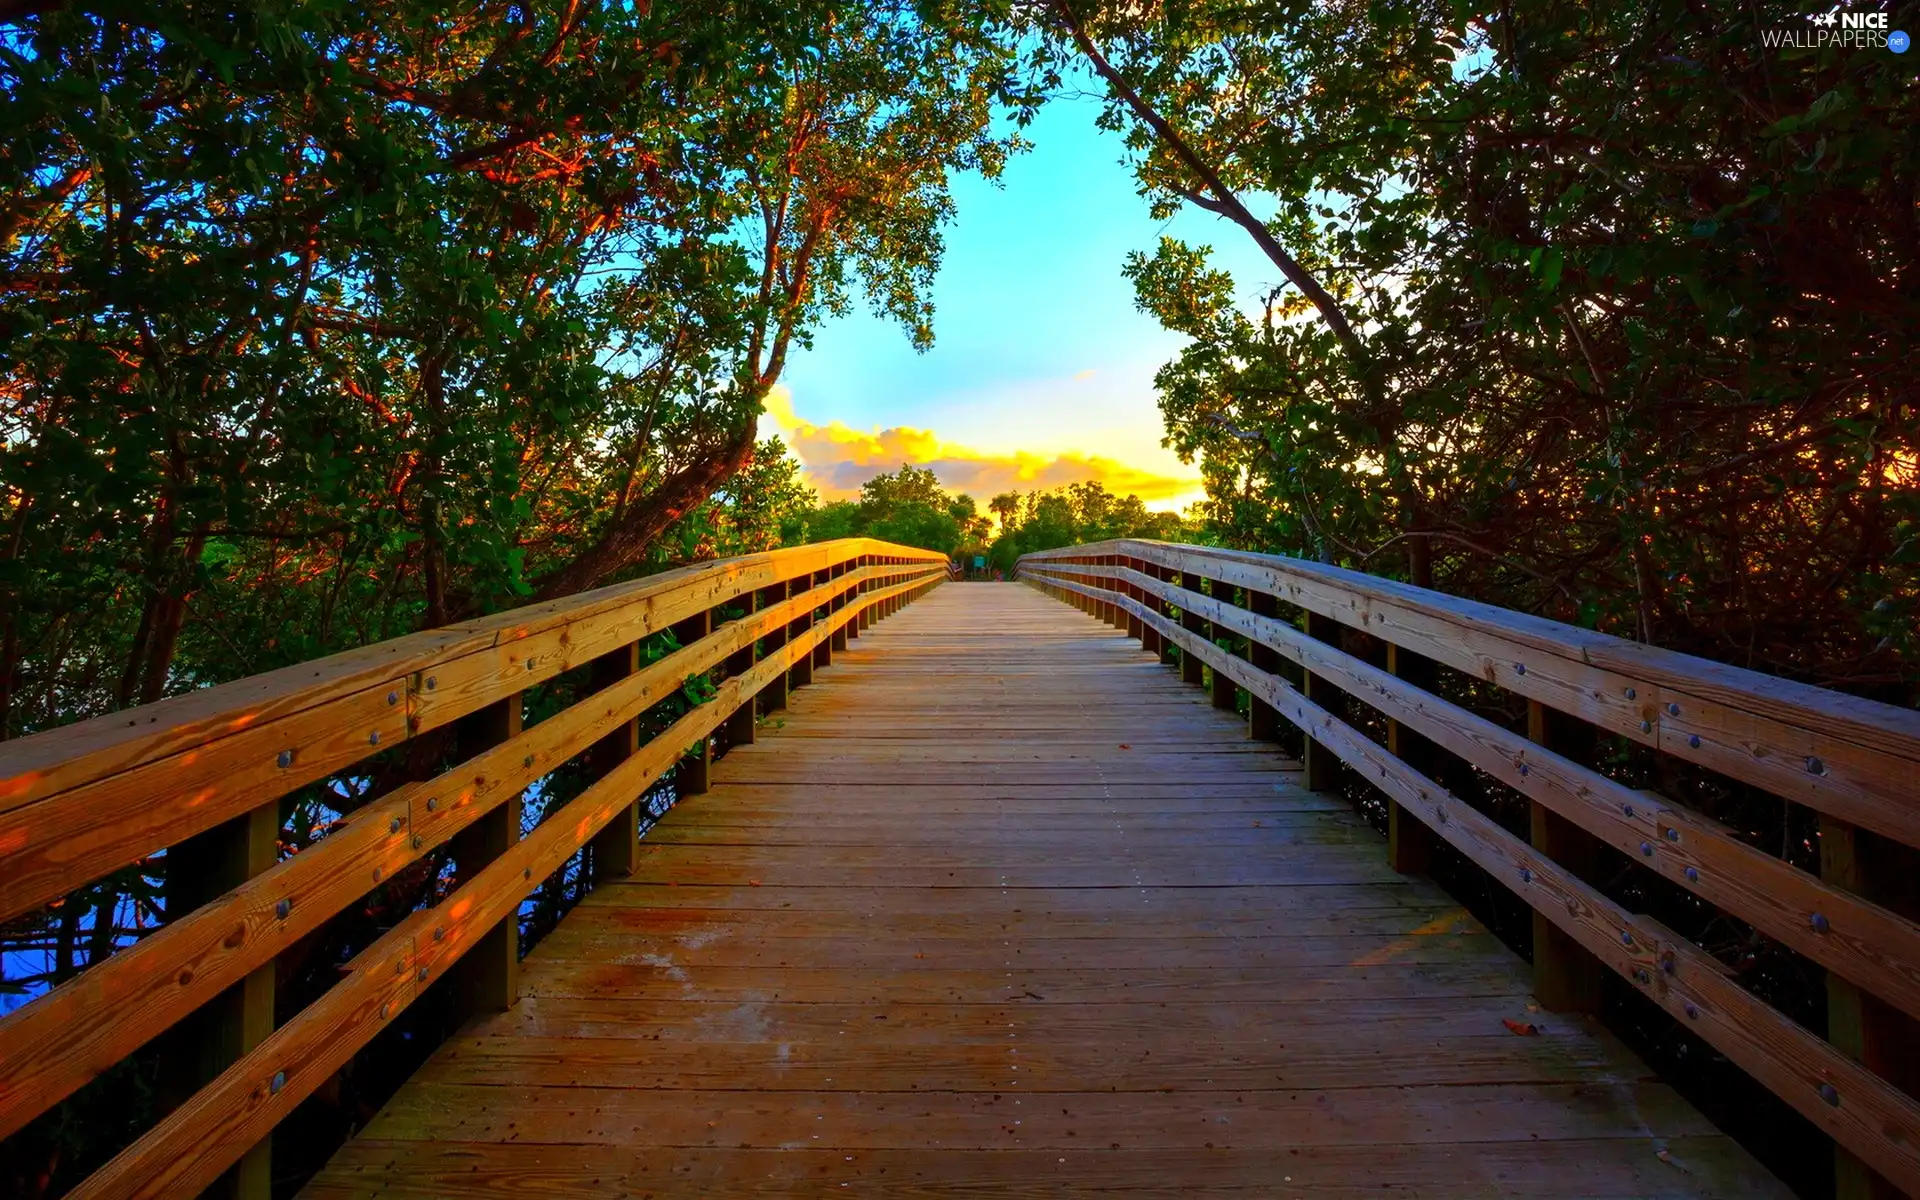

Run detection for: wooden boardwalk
[[304, 583, 1784, 1198]]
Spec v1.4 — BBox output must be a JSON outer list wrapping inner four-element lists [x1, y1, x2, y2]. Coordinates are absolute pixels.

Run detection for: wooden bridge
[[3, 540, 1918, 1198]]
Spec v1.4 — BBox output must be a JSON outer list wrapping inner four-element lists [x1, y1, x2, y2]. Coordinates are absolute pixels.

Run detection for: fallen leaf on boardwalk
[[1502, 1018, 1541, 1036], [748, 879, 762, 886], [1118, 743, 1131, 749]]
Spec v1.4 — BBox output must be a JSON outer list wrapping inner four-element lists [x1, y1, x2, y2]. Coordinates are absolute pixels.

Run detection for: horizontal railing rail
[[1017, 539, 1920, 1197], [0, 539, 947, 1199]]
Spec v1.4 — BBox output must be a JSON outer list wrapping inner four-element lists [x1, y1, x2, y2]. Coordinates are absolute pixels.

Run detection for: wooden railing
[[0, 539, 947, 1199], [1018, 540, 1920, 1198]]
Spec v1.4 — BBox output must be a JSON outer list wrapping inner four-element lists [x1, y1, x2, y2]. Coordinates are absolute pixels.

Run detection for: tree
[[0, 0, 1032, 738], [1048, 0, 1918, 694]]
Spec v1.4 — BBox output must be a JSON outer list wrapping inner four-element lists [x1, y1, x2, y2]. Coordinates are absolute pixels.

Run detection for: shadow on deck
[[302, 585, 1783, 1197]]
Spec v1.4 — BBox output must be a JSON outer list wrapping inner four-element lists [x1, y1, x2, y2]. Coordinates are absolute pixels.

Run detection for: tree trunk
[[531, 421, 759, 602]]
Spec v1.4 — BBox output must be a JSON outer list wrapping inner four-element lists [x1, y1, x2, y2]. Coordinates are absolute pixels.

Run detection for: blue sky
[[762, 90, 1280, 510]]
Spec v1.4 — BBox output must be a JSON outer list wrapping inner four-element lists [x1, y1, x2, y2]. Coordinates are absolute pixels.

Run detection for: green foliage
[[0, 0, 1033, 738], [1048, 0, 1918, 696], [793, 462, 992, 557], [987, 480, 1190, 573]]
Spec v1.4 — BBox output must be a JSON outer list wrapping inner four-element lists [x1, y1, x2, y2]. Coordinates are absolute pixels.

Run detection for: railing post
[[1123, 557, 1145, 642], [759, 579, 791, 714], [724, 591, 759, 748], [1106, 557, 1126, 630], [1385, 645, 1439, 875], [1178, 569, 1207, 687], [1301, 612, 1343, 793], [450, 692, 523, 1018], [586, 642, 643, 879], [160, 801, 279, 1200], [1139, 560, 1164, 659], [1524, 700, 1605, 1010], [1823, 818, 1920, 1200], [673, 609, 714, 797], [1208, 580, 1237, 712], [811, 568, 833, 670], [1247, 590, 1282, 742], [789, 574, 815, 690], [830, 562, 850, 653]]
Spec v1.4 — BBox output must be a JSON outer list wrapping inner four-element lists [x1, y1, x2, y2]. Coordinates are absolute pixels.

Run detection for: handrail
[[1016, 539, 1920, 1196], [0, 538, 947, 1198]]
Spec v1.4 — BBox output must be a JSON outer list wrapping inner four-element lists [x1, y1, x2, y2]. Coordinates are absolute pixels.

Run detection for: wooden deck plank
[[303, 583, 1785, 1198]]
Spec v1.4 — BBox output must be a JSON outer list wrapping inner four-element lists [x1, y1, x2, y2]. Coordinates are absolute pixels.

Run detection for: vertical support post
[[1122, 557, 1144, 642], [1301, 611, 1343, 793], [1823, 819, 1920, 1200], [812, 569, 833, 669], [1178, 569, 1207, 688], [789, 573, 815, 690], [162, 801, 279, 1200], [724, 590, 759, 749], [450, 692, 523, 1019], [1139, 560, 1164, 659], [1209, 580, 1237, 712], [851, 557, 868, 637], [1385, 644, 1440, 876], [1525, 699, 1606, 1010], [1247, 590, 1281, 742], [586, 643, 642, 881], [830, 562, 850, 652], [672, 609, 713, 797], [760, 579, 790, 714]]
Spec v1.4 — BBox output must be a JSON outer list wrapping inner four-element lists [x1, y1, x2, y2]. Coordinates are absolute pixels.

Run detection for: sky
[[759, 91, 1281, 513]]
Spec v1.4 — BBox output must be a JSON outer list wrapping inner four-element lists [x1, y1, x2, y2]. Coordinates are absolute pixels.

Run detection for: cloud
[[761, 388, 1202, 508]]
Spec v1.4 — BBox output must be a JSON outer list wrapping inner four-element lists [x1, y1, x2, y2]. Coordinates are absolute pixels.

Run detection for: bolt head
[[1805, 755, 1826, 776], [426, 798, 437, 812], [524, 867, 532, 879], [275, 899, 292, 920], [417, 967, 429, 981], [1810, 912, 1830, 934], [434, 928, 444, 941], [1684, 866, 1700, 882], [1621, 931, 1634, 946], [1687, 734, 1701, 749], [389, 817, 402, 833], [526, 659, 536, 671], [1640, 842, 1654, 857], [412, 835, 423, 850], [1640, 720, 1653, 734], [1665, 827, 1680, 842], [368, 730, 381, 746], [372, 868, 383, 883], [1514, 663, 1526, 675], [1624, 687, 1637, 700], [425, 676, 437, 690], [387, 690, 399, 706], [1666, 702, 1680, 716], [1820, 1083, 1840, 1107], [270, 1071, 285, 1095], [276, 749, 294, 769], [1518, 764, 1529, 777], [1519, 868, 1533, 884], [1684, 1003, 1699, 1019], [1622, 804, 1636, 818]]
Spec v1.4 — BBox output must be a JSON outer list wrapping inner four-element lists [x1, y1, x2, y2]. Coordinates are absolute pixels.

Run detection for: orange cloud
[[762, 390, 1201, 508]]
